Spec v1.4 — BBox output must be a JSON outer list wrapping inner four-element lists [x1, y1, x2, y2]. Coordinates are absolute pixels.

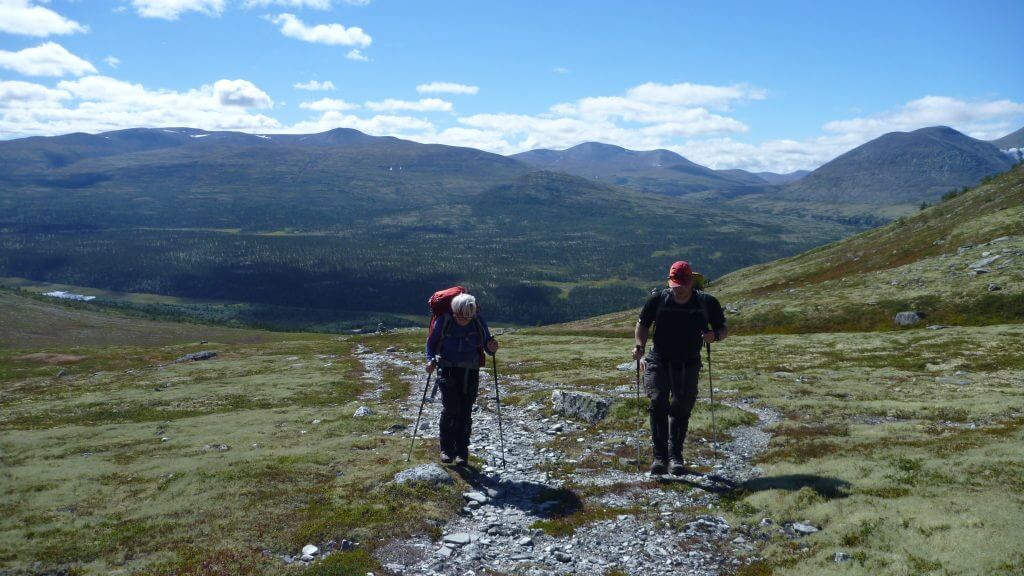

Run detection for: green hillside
[[556, 164, 1024, 335], [0, 129, 857, 326]]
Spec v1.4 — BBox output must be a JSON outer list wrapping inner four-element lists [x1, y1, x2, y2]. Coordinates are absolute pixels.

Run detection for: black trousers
[[642, 357, 701, 462], [437, 366, 480, 459]]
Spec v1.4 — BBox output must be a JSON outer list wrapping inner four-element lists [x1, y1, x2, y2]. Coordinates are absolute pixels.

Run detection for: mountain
[[555, 164, 1024, 335], [511, 142, 772, 195], [754, 170, 810, 185], [0, 128, 854, 327], [990, 126, 1024, 149], [780, 126, 1015, 205]]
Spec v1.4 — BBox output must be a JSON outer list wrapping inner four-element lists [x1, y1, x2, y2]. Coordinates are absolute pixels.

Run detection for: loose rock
[[393, 464, 453, 486]]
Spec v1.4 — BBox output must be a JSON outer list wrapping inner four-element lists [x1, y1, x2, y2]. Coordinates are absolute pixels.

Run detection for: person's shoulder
[[644, 291, 664, 305], [699, 291, 723, 307]]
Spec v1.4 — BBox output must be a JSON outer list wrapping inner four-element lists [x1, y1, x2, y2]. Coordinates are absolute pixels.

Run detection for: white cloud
[[0, 0, 87, 36], [213, 79, 273, 108], [365, 98, 452, 112], [626, 82, 766, 109], [294, 79, 335, 91], [823, 95, 1024, 142], [130, 0, 226, 19], [552, 67, 569, 75], [243, 0, 331, 8], [270, 13, 371, 46], [0, 42, 97, 77], [104, 56, 121, 69], [0, 75, 280, 138], [416, 82, 479, 95], [345, 49, 368, 61], [0, 80, 71, 108], [299, 97, 358, 111]]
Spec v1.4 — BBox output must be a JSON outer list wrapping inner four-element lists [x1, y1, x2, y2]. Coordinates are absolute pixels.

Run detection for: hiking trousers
[[642, 356, 701, 462], [437, 365, 480, 459]]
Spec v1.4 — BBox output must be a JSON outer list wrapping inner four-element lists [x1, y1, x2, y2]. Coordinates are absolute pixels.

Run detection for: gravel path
[[365, 350, 778, 576]]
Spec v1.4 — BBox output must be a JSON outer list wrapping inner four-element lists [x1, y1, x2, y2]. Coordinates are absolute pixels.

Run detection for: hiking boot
[[649, 459, 668, 475], [669, 457, 686, 476], [440, 452, 454, 465]]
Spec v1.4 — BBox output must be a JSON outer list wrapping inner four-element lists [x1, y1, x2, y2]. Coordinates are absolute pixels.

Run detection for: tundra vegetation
[[1, 167, 1021, 575]]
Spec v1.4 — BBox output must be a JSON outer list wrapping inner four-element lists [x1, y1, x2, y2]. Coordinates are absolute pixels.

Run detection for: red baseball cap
[[668, 261, 693, 287]]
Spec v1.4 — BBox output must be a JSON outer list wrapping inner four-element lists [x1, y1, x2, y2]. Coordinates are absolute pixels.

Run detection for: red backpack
[[427, 286, 486, 367]]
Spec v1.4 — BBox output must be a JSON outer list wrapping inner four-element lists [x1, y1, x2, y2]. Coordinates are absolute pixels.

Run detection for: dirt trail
[[366, 350, 778, 576]]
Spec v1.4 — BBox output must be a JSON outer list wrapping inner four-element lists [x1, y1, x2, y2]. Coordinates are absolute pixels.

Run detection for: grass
[[0, 306, 465, 575]]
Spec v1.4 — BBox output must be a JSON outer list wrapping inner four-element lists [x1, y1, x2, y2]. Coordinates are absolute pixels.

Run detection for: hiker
[[632, 261, 728, 476], [425, 292, 499, 465]]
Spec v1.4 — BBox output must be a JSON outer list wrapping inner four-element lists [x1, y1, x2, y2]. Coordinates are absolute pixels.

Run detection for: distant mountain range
[[511, 142, 777, 195], [778, 126, 1016, 204], [0, 127, 852, 326], [512, 125, 1020, 209]]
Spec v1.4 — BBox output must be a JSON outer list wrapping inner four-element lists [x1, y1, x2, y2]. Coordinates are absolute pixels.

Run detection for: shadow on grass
[[656, 472, 851, 499], [741, 474, 851, 499]]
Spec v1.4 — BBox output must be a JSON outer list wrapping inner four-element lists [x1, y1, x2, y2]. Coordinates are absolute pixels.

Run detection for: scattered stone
[[835, 551, 853, 563], [301, 544, 319, 557], [894, 311, 923, 326], [988, 283, 1002, 291], [553, 550, 573, 563], [385, 346, 397, 352], [463, 491, 487, 504], [202, 443, 231, 452], [443, 533, 472, 546], [384, 423, 406, 434], [160, 437, 170, 442], [792, 522, 819, 535], [551, 390, 613, 423], [353, 406, 373, 417], [393, 464, 453, 486], [517, 536, 533, 546], [969, 255, 1000, 269], [56, 369, 66, 378], [761, 517, 774, 526], [616, 361, 635, 371], [926, 325, 950, 330], [172, 350, 218, 363]]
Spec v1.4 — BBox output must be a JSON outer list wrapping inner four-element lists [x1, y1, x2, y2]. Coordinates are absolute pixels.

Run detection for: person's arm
[[425, 316, 444, 372], [702, 295, 728, 344], [477, 315, 499, 355], [633, 322, 650, 360], [633, 295, 657, 359]]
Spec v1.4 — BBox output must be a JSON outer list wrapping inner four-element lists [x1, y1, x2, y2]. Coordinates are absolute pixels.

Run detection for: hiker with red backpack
[[633, 261, 728, 476], [425, 289, 499, 465]]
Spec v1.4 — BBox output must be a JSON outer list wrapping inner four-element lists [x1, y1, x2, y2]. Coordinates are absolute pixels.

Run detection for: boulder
[[172, 350, 218, 363], [894, 311, 923, 326], [394, 464, 453, 486], [551, 390, 613, 423], [353, 406, 373, 417]]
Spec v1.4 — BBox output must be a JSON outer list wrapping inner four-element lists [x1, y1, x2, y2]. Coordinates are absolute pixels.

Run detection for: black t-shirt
[[638, 290, 726, 362]]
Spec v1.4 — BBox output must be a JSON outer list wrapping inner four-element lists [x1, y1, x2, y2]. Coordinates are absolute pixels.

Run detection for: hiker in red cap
[[632, 261, 728, 476]]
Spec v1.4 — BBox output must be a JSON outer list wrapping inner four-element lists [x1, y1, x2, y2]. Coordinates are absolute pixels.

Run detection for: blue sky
[[1, 0, 1022, 171]]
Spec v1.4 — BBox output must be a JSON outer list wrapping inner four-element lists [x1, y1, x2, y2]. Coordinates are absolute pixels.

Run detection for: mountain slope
[[0, 130, 855, 325], [781, 126, 1014, 204], [556, 164, 1024, 334], [990, 125, 1024, 149], [511, 141, 771, 195]]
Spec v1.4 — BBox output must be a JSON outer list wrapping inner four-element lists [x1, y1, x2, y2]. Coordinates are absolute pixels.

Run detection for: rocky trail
[[360, 349, 780, 576]]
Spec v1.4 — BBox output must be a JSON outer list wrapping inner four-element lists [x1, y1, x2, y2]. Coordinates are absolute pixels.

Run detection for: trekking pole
[[491, 355, 507, 468], [406, 371, 433, 462], [706, 341, 718, 461], [635, 359, 643, 473]]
